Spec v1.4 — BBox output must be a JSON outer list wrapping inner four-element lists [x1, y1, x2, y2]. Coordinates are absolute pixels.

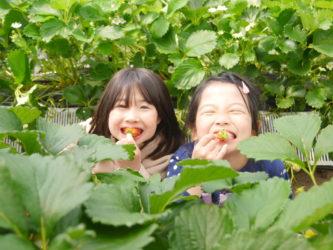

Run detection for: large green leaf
[[6, 130, 45, 154], [305, 88, 327, 109], [7, 50, 31, 84], [97, 26, 124, 40], [149, 160, 238, 213], [219, 53, 240, 69], [40, 18, 65, 42], [37, 118, 85, 155], [273, 113, 321, 155], [171, 59, 205, 90], [78, 134, 134, 161], [0, 165, 28, 236], [10, 106, 41, 125], [215, 228, 313, 250], [225, 178, 290, 230], [152, 28, 178, 54], [169, 203, 233, 250], [167, 0, 189, 15], [202, 171, 268, 193], [0, 152, 92, 234], [313, 28, 333, 57], [276, 177, 333, 232], [50, 0, 79, 11], [238, 133, 299, 162], [150, 16, 169, 38], [185, 30, 217, 57], [85, 183, 155, 227], [314, 125, 333, 161], [0, 108, 22, 133], [51, 224, 158, 250], [0, 234, 35, 250]]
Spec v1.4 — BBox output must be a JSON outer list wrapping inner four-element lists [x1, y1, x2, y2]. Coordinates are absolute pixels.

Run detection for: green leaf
[[219, 53, 240, 69], [274, 113, 321, 154], [238, 133, 299, 162], [30, 3, 61, 16], [171, 59, 205, 90], [45, 37, 73, 58], [313, 28, 333, 57], [150, 16, 169, 38], [167, 0, 189, 15], [276, 96, 294, 109], [23, 23, 39, 39], [78, 134, 134, 162], [10, 106, 41, 124], [305, 88, 327, 109], [37, 118, 84, 155], [314, 125, 333, 161], [217, 228, 313, 250], [68, 224, 158, 250], [7, 130, 45, 154], [149, 160, 238, 213], [85, 183, 155, 227], [152, 28, 178, 54], [185, 30, 217, 57], [287, 57, 311, 76], [40, 19, 65, 42], [169, 203, 233, 250], [79, 5, 104, 21], [0, 152, 92, 233], [50, 0, 78, 11], [225, 178, 290, 230], [97, 26, 124, 40], [0, 235, 35, 250], [284, 24, 307, 43], [276, 177, 333, 232], [203, 171, 268, 193], [0, 165, 28, 236], [0, 108, 22, 133], [7, 50, 31, 84]]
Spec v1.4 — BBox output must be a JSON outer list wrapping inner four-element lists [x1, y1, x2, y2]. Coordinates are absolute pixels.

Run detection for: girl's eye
[[140, 105, 150, 109], [115, 103, 126, 108], [230, 109, 245, 114], [200, 110, 215, 115]]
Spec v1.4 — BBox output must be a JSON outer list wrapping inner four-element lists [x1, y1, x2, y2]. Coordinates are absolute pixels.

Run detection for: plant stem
[[40, 217, 48, 250]]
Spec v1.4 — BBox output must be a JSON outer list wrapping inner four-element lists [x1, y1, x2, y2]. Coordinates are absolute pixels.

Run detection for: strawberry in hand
[[123, 127, 142, 138], [216, 129, 228, 142]]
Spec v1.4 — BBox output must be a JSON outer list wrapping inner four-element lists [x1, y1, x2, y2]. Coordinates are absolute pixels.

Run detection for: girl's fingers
[[216, 144, 228, 159], [196, 134, 216, 148]]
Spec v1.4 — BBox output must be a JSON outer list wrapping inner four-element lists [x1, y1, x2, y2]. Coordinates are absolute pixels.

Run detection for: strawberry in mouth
[[216, 129, 228, 142], [122, 127, 142, 138]]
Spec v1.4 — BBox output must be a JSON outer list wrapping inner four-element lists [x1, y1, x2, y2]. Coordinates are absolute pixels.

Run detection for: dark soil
[[292, 167, 333, 192]]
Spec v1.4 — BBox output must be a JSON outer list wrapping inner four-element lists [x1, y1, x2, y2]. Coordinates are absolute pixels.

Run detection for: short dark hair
[[186, 72, 261, 134], [90, 67, 184, 159]]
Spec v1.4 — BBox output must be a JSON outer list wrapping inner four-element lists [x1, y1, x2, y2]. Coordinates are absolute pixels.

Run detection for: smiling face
[[108, 88, 160, 144], [192, 81, 254, 157]]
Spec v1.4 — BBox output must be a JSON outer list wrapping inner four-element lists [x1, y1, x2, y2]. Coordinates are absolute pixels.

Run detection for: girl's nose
[[215, 113, 230, 125], [124, 108, 139, 122]]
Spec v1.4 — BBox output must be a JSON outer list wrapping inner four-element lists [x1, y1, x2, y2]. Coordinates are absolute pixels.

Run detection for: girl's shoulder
[[172, 142, 195, 160]]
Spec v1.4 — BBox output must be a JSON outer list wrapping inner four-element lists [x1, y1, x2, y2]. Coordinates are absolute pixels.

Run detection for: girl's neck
[[224, 151, 248, 171]]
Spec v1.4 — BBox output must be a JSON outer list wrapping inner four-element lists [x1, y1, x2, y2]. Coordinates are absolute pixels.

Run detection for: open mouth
[[121, 127, 143, 138]]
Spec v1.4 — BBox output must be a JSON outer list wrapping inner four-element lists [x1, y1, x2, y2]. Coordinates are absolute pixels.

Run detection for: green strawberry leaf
[[225, 178, 290, 230], [185, 30, 217, 57], [85, 183, 156, 227]]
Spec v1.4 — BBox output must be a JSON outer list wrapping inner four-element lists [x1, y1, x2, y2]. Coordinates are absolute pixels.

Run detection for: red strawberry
[[216, 129, 228, 142], [123, 127, 141, 138]]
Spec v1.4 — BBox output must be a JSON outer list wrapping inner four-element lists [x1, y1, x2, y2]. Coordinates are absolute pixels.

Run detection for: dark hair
[[186, 72, 261, 134], [90, 67, 184, 159]]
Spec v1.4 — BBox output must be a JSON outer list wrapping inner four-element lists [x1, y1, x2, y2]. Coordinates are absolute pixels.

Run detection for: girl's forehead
[[116, 86, 147, 102], [199, 82, 246, 104]]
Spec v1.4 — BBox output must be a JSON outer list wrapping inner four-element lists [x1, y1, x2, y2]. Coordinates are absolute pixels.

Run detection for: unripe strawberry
[[216, 129, 228, 142]]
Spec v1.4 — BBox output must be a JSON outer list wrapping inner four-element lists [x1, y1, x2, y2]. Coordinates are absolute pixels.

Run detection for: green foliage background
[[0, 0, 333, 122]]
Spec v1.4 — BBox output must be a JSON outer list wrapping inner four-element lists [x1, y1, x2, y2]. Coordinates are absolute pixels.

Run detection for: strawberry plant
[[1, 108, 333, 249], [239, 112, 333, 186]]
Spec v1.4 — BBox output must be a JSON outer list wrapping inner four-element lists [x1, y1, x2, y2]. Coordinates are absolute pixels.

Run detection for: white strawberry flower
[[11, 22, 22, 29]]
